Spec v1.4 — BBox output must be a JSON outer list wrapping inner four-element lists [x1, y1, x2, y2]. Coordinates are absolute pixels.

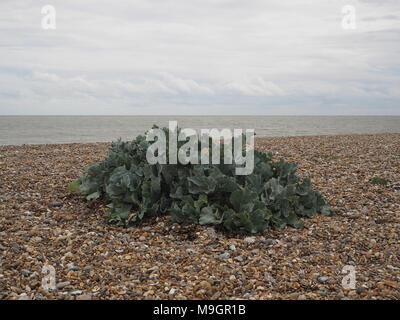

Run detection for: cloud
[[0, 0, 399, 114], [362, 14, 400, 21], [223, 77, 285, 96]]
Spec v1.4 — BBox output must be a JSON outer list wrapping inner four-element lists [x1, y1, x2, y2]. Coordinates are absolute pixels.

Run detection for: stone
[[219, 252, 230, 260], [56, 281, 71, 289], [168, 288, 176, 295], [244, 236, 256, 244], [49, 202, 63, 208], [264, 238, 274, 245], [18, 293, 31, 300], [76, 294, 92, 300], [199, 281, 212, 291], [70, 290, 83, 296]]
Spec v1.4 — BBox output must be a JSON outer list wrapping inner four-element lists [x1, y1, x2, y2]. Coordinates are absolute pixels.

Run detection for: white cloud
[[223, 77, 285, 96], [0, 0, 399, 114]]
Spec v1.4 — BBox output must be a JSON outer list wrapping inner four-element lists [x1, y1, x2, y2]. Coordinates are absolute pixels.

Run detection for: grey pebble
[[219, 252, 230, 260], [317, 276, 329, 283]]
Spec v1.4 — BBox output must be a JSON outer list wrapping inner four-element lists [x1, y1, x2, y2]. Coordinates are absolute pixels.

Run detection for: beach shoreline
[[1, 133, 399, 300]]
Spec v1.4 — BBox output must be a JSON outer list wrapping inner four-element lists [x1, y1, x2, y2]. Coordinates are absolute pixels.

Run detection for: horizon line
[[1, 114, 400, 117]]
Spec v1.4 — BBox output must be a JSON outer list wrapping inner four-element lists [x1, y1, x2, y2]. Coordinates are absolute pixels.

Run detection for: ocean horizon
[[1, 115, 399, 146]]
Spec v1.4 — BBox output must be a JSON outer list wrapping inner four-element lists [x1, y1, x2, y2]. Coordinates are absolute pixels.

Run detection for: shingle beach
[[0, 133, 399, 300]]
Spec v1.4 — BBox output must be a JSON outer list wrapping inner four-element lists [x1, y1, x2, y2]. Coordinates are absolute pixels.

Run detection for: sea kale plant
[[69, 126, 331, 234]]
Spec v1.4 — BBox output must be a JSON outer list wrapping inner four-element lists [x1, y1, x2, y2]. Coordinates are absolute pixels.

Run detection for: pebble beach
[[0, 133, 399, 300]]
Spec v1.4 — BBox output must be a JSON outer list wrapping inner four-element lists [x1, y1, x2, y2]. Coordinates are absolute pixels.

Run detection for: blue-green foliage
[[70, 127, 331, 234]]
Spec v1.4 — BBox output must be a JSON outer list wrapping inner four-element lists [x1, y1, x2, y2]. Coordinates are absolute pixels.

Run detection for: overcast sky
[[0, 0, 399, 115]]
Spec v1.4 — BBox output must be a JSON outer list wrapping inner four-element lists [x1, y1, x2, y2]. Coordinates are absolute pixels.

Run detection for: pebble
[[243, 236, 256, 244], [70, 290, 83, 296], [205, 228, 217, 238], [168, 288, 176, 295], [76, 294, 92, 300], [63, 252, 74, 259], [49, 202, 63, 208], [67, 263, 80, 271], [56, 281, 71, 290], [199, 281, 212, 292], [1, 135, 399, 300], [264, 238, 274, 245], [219, 252, 230, 260], [235, 256, 244, 262], [18, 293, 31, 300]]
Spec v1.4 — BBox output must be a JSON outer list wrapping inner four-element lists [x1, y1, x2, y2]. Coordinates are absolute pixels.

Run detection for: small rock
[[229, 275, 236, 281], [49, 202, 63, 208], [219, 252, 230, 260], [148, 266, 159, 271], [139, 236, 146, 241], [20, 269, 30, 277], [235, 256, 244, 262], [199, 281, 212, 291], [31, 237, 43, 243], [168, 288, 176, 295], [317, 276, 329, 283], [229, 244, 236, 251], [67, 263, 80, 271], [56, 281, 71, 290], [288, 293, 299, 299], [29, 272, 38, 280], [18, 293, 31, 300], [243, 236, 256, 244], [76, 294, 92, 300], [186, 249, 197, 254], [70, 290, 83, 296], [196, 289, 206, 296], [205, 228, 217, 238], [149, 273, 158, 280], [63, 252, 73, 259], [387, 265, 400, 271], [264, 238, 274, 245]]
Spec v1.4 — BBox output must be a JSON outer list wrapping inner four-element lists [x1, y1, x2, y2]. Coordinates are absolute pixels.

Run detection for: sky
[[0, 0, 399, 115]]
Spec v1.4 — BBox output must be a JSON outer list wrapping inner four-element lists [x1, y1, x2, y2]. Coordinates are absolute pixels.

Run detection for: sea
[[0, 115, 399, 145]]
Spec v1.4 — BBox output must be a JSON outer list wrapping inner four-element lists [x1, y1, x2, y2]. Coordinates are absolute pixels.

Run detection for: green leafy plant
[[319, 154, 339, 160], [70, 126, 331, 234], [369, 176, 388, 185]]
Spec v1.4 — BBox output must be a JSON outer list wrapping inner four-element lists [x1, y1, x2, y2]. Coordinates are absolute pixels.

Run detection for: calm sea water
[[0, 116, 399, 145]]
